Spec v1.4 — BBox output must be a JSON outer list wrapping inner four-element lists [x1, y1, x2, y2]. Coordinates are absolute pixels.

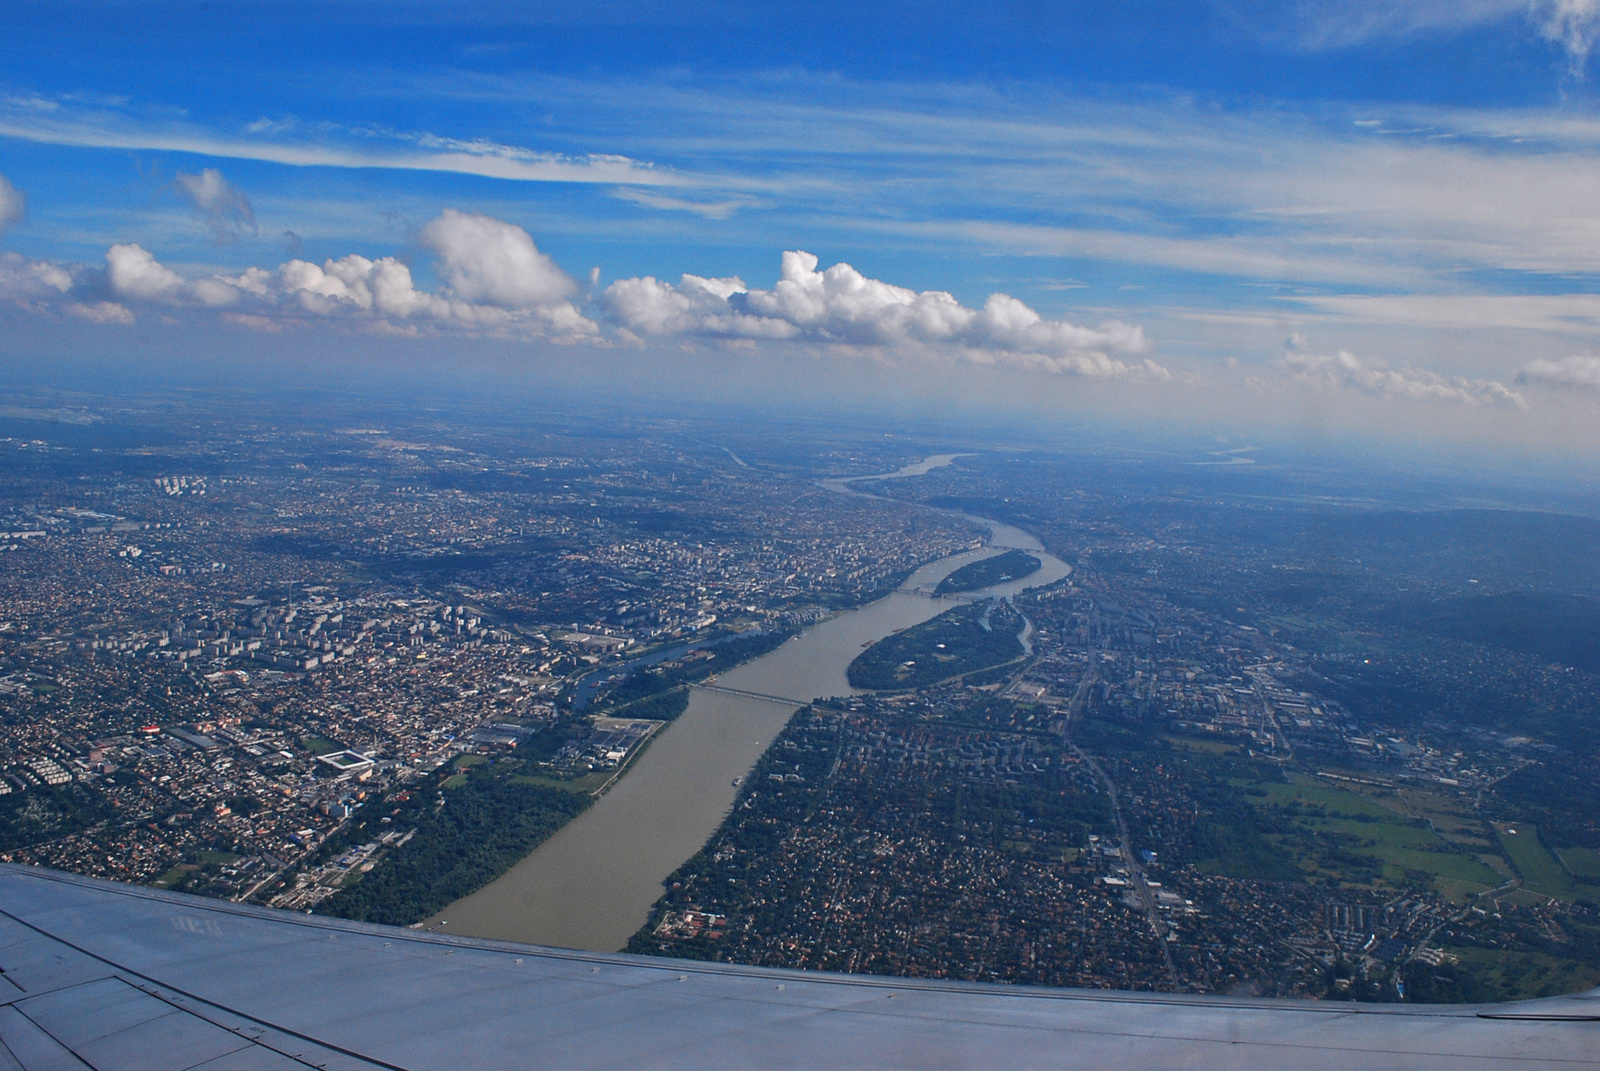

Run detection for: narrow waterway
[[430, 455, 1068, 951]]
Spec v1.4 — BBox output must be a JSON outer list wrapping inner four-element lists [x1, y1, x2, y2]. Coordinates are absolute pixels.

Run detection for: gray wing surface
[[0, 864, 1593, 1070]]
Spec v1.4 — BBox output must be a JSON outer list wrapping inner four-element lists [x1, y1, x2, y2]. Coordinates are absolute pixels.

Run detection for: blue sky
[[4, 1, 1600, 455]]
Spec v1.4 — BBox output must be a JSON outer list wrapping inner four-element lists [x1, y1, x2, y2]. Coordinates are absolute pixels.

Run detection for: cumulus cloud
[[604, 251, 1154, 376], [1519, 353, 1600, 390], [172, 168, 256, 244], [106, 243, 185, 301], [245, 243, 594, 335], [106, 244, 240, 307], [8, 219, 1151, 375], [0, 174, 23, 232], [248, 212, 596, 335], [1281, 349, 1526, 409], [275, 255, 451, 319], [0, 211, 599, 339], [417, 209, 577, 309], [0, 251, 71, 299]]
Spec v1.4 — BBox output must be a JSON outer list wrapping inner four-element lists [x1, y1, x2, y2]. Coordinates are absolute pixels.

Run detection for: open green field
[[1496, 824, 1576, 899], [1245, 775, 1503, 899], [1256, 776, 1400, 818], [1389, 787, 1497, 849], [1447, 946, 1600, 1001], [152, 850, 245, 891], [512, 770, 613, 794], [151, 865, 189, 889], [1556, 846, 1600, 882], [1164, 734, 1244, 756]]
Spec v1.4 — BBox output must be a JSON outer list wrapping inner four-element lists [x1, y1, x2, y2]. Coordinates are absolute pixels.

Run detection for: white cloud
[[0, 251, 72, 302], [17, 75, 1600, 298], [1234, 1, 1600, 74], [610, 188, 759, 219], [1280, 349, 1526, 408], [172, 168, 256, 243], [105, 243, 186, 301], [65, 301, 134, 325], [0, 99, 682, 189], [1291, 294, 1600, 335], [1537, 0, 1600, 75], [1237, 1, 1522, 49], [105, 244, 240, 307], [0, 174, 23, 231], [277, 255, 447, 318], [265, 244, 594, 335], [1519, 353, 1600, 390], [417, 209, 577, 309], [3, 212, 599, 340], [604, 251, 1154, 376]]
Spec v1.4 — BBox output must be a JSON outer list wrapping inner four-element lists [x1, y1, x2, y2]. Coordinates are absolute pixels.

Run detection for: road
[[1071, 742, 1183, 992]]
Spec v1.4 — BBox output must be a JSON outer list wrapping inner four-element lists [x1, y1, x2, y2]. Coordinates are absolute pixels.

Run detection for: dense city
[[0, 400, 980, 913], [3, 397, 1599, 1003]]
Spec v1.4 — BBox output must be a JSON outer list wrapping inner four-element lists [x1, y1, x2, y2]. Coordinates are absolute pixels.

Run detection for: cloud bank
[[1280, 349, 1525, 408], [0, 209, 597, 340], [604, 251, 1156, 376], [1520, 353, 1600, 391], [1, 224, 1161, 378]]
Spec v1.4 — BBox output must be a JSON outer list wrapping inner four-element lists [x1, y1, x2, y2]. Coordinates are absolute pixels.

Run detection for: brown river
[[427, 455, 1070, 951]]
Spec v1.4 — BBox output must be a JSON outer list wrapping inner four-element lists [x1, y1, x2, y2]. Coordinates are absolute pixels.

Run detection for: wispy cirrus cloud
[[609, 188, 761, 219], [0, 95, 682, 188], [1536, 0, 1600, 75], [1227, 1, 1600, 75], [1289, 294, 1600, 335], [1228, 1, 1525, 49], [10, 74, 1600, 411], [14, 78, 1600, 294], [431, 72, 1600, 287]]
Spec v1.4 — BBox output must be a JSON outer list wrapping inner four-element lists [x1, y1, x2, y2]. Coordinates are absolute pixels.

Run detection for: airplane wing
[[0, 863, 1593, 1070]]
